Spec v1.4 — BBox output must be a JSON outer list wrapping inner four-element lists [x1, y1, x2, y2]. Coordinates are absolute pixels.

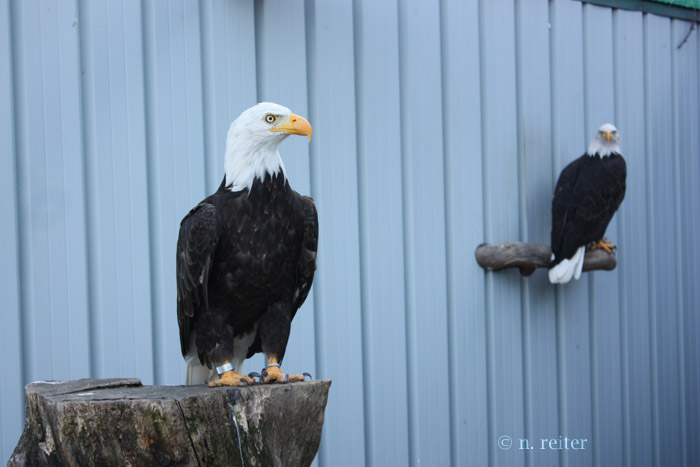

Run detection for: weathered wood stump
[[9, 378, 331, 467], [475, 239, 617, 276]]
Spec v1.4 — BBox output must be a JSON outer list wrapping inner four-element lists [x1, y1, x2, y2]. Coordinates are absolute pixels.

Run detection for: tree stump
[[9, 378, 331, 467]]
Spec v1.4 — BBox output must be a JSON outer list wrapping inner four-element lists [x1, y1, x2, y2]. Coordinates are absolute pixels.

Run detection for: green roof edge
[[575, 0, 700, 21]]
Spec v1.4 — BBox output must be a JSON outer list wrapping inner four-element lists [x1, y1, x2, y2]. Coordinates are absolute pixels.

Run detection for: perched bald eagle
[[177, 103, 317, 386], [549, 123, 626, 284]]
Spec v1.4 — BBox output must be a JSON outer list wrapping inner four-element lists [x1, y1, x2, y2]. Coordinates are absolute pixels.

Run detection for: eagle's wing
[[176, 202, 223, 358], [292, 196, 318, 317], [551, 156, 584, 262], [551, 155, 627, 263]]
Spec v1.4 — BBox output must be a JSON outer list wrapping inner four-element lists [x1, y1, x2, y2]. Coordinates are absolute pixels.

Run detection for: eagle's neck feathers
[[224, 130, 287, 193], [586, 139, 621, 158]]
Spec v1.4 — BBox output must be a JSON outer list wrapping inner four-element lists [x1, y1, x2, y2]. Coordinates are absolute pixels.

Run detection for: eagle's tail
[[548, 246, 585, 284], [185, 363, 215, 386]]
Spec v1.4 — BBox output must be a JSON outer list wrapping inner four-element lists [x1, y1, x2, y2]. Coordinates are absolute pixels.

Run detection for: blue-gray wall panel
[[398, 1, 451, 465], [0, 0, 24, 457], [142, 0, 206, 386], [515, 2, 559, 466], [78, 0, 153, 383], [199, 0, 257, 194], [671, 20, 699, 464], [674, 20, 700, 467], [305, 1, 366, 465], [583, 5, 625, 467], [12, 0, 92, 383], [613, 9, 655, 467], [353, 0, 409, 465], [480, 1, 525, 466], [441, 0, 489, 465], [3, 1, 700, 465], [645, 14, 683, 467]]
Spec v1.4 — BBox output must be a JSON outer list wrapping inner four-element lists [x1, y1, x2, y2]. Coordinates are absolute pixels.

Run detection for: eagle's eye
[[265, 114, 276, 124]]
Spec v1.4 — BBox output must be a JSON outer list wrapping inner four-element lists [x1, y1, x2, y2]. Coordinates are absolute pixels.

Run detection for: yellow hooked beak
[[271, 113, 312, 142], [604, 130, 612, 142]]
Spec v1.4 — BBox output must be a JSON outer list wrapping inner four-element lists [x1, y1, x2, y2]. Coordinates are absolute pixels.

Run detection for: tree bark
[[475, 240, 617, 276], [9, 378, 331, 467]]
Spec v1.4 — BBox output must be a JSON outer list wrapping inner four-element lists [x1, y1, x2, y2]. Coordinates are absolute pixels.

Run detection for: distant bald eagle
[[549, 123, 626, 284], [177, 103, 317, 386]]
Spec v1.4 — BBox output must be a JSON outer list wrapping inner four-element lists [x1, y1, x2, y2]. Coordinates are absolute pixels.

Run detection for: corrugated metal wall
[[1, 0, 699, 465]]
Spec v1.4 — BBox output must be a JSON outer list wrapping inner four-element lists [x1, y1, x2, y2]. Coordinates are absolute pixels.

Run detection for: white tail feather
[[573, 247, 585, 280], [185, 364, 216, 386], [549, 246, 586, 284]]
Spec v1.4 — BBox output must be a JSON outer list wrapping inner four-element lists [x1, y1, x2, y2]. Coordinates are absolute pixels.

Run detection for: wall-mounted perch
[[475, 239, 617, 277]]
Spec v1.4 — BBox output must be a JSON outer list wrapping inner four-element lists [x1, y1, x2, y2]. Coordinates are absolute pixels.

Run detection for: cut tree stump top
[[9, 377, 331, 467]]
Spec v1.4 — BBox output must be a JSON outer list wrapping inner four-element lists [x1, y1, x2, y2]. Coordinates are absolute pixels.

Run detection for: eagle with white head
[[549, 123, 626, 284], [177, 103, 317, 386]]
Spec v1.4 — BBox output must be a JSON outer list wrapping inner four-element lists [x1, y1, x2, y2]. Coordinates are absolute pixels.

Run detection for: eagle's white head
[[224, 102, 312, 192], [587, 123, 621, 157]]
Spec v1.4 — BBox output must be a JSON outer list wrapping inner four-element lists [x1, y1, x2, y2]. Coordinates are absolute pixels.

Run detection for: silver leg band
[[216, 362, 235, 375], [266, 363, 280, 369]]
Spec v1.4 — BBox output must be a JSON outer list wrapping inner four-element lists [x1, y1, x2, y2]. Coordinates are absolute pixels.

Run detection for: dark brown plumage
[[550, 153, 626, 264], [177, 174, 317, 382], [176, 102, 316, 386]]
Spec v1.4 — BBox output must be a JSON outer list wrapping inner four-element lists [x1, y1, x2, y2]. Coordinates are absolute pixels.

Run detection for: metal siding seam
[[440, 0, 458, 464], [38, 0, 55, 377], [512, 4, 532, 467], [612, 10, 632, 467], [691, 30, 700, 467], [141, 0, 160, 385], [546, 8, 562, 466], [198, 0, 213, 194], [303, 2, 326, 465], [480, 2, 524, 466], [75, 0, 95, 380], [396, 1, 418, 463], [253, 0, 262, 103], [350, 0, 373, 464], [76, 0, 102, 380], [549, 2, 573, 466], [306, 1, 366, 463], [440, 1, 489, 464], [55, 1, 70, 377], [13, 0, 36, 384], [642, 14, 661, 467], [671, 19, 688, 467], [476, 1, 495, 465], [65, 0, 91, 381], [581, 8, 601, 467], [647, 16, 683, 467], [1, 0, 24, 459], [692, 31, 700, 467]]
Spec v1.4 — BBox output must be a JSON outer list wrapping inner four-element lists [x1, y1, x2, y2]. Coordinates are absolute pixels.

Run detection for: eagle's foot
[[588, 239, 616, 254], [260, 366, 309, 384], [208, 371, 256, 387]]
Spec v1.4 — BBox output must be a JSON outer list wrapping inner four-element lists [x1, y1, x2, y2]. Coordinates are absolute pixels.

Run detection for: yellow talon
[[207, 363, 255, 387], [261, 357, 306, 384], [589, 239, 615, 254]]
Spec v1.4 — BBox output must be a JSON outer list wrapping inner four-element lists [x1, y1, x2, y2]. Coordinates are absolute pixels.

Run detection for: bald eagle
[[177, 103, 317, 386], [549, 123, 626, 284]]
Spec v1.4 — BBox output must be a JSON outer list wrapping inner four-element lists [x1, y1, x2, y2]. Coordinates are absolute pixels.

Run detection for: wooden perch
[[475, 239, 617, 277], [10, 378, 331, 467]]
